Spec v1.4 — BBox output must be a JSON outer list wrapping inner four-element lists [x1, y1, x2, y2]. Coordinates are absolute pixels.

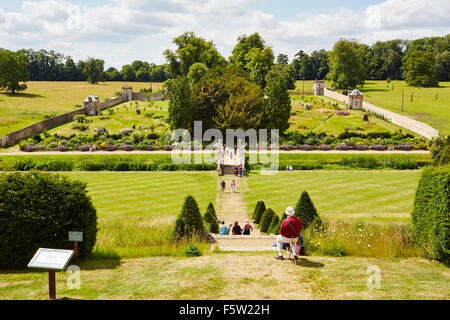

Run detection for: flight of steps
[[210, 234, 278, 252]]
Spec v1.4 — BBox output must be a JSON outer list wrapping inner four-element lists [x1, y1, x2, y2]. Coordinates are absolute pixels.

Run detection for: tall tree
[[192, 76, 228, 130], [404, 51, 439, 87], [276, 53, 289, 65], [83, 57, 104, 84], [120, 64, 136, 82], [0, 50, 29, 93], [168, 76, 192, 130], [264, 69, 291, 133], [187, 62, 208, 85], [229, 33, 265, 71], [328, 39, 366, 90], [64, 56, 78, 81], [213, 75, 264, 131], [310, 49, 329, 79], [164, 32, 226, 77]]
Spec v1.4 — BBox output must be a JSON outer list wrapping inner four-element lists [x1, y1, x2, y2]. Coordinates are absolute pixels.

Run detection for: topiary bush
[[206, 202, 217, 220], [294, 191, 321, 230], [252, 201, 262, 221], [172, 195, 204, 241], [0, 172, 98, 269], [203, 203, 219, 234], [411, 166, 449, 265], [271, 212, 287, 235], [254, 201, 266, 224], [268, 214, 279, 234], [259, 208, 275, 233]]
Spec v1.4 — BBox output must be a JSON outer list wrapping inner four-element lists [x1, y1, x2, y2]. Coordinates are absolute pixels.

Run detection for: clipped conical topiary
[[272, 212, 286, 235], [295, 191, 320, 229], [173, 195, 204, 241], [254, 201, 266, 224], [172, 216, 186, 241], [252, 201, 262, 220], [206, 202, 217, 220], [259, 208, 275, 233], [203, 204, 219, 234], [268, 214, 279, 234]]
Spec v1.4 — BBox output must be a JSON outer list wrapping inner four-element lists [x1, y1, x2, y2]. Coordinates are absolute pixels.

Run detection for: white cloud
[[0, 0, 448, 68]]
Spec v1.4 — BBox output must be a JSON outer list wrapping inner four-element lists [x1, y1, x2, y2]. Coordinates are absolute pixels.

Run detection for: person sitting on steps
[[232, 221, 243, 235], [275, 206, 302, 263], [219, 221, 230, 235]]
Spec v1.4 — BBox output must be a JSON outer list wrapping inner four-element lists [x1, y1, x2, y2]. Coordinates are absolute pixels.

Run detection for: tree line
[[0, 33, 448, 94]]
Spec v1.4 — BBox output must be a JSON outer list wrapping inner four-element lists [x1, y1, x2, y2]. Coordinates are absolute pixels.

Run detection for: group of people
[[220, 180, 237, 193], [234, 165, 246, 177], [285, 165, 294, 171], [89, 144, 97, 151], [219, 220, 254, 235]]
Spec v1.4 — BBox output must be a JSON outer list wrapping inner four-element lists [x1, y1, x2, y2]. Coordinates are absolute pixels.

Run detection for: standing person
[[274, 206, 302, 263], [232, 221, 243, 235], [239, 166, 243, 177], [231, 180, 236, 193], [242, 166, 246, 176], [234, 166, 238, 176], [243, 219, 254, 235], [220, 180, 226, 192]]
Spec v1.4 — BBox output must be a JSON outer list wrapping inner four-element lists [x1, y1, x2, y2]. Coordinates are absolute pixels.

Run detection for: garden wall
[[96, 96, 124, 113], [324, 88, 439, 140], [0, 108, 85, 147], [132, 92, 170, 101]]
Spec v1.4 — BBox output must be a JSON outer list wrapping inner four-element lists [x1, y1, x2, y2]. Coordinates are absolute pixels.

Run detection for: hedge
[[0, 172, 98, 269], [411, 166, 450, 264]]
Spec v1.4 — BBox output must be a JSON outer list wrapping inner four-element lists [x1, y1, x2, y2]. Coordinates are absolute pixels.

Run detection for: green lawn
[[47, 100, 169, 136], [0, 81, 163, 136], [1, 254, 448, 300], [360, 81, 450, 134], [245, 170, 421, 222]]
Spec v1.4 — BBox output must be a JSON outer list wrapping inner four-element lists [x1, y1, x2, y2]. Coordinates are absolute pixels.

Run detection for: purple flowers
[[336, 110, 350, 116], [370, 144, 386, 151]]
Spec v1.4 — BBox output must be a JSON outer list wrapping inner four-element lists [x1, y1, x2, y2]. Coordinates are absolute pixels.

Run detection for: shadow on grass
[[77, 248, 122, 270], [295, 257, 324, 268], [0, 92, 44, 99]]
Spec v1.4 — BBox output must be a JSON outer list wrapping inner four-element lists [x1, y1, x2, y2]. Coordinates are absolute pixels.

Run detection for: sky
[[0, 0, 449, 69]]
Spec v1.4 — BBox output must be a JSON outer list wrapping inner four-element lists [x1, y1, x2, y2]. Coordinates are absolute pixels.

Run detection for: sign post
[[28, 248, 74, 300], [68, 231, 83, 264]]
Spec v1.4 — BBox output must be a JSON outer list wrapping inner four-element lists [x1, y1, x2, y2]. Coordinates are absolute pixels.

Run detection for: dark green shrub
[[268, 214, 279, 234], [206, 202, 217, 220], [254, 201, 266, 224], [113, 161, 130, 171], [203, 203, 219, 234], [412, 166, 449, 264], [185, 244, 202, 257], [259, 208, 275, 233], [172, 195, 204, 241], [295, 191, 321, 230], [0, 172, 98, 269], [252, 201, 262, 220], [271, 213, 287, 235]]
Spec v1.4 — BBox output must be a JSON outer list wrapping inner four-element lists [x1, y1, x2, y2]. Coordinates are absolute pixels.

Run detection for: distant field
[[360, 81, 450, 134], [0, 81, 163, 136], [245, 170, 421, 223]]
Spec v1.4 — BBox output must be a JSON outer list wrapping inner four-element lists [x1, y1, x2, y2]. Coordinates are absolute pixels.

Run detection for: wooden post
[[48, 270, 56, 300], [401, 88, 404, 112], [74, 241, 78, 264]]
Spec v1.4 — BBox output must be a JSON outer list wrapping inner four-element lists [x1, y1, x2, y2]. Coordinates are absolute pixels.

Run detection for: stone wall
[[0, 108, 85, 147], [96, 96, 124, 113], [131, 92, 170, 101]]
